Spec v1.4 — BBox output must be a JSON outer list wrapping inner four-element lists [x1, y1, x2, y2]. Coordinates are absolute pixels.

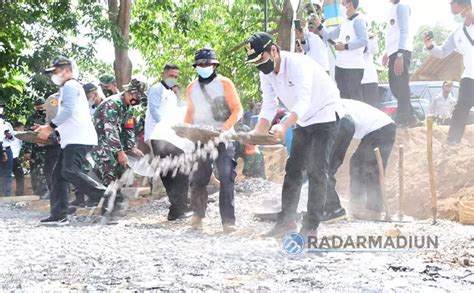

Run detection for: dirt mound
[[336, 125, 474, 220]]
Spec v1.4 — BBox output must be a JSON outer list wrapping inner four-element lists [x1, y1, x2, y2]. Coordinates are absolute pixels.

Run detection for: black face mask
[[103, 89, 114, 97], [256, 58, 275, 75]]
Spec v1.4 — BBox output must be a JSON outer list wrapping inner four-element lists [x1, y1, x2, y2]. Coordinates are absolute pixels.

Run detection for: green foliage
[[411, 23, 451, 72], [131, 0, 267, 109], [0, 0, 108, 123]]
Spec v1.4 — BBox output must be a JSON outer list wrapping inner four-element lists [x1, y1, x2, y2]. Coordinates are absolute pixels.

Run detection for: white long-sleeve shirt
[[259, 51, 339, 127], [301, 30, 329, 71], [340, 99, 394, 139], [10, 131, 22, 159], [0, 119, 14, 148], [429, 24, 474, 79], [362, 37, 379, 84]]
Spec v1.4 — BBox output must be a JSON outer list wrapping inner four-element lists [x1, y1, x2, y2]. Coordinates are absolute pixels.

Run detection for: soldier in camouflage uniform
[[24, 97, 48, 197], [92, 79, 146, 187], [234, 121, 265, 179]]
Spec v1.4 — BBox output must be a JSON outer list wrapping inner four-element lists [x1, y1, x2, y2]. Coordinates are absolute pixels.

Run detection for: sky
[[96, 0, 460, 68]]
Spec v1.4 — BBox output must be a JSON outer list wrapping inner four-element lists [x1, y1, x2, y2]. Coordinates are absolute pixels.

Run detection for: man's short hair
[[452, 0, 471, 6], [164, 64, 179, 71], [347, 0, 359, 9]]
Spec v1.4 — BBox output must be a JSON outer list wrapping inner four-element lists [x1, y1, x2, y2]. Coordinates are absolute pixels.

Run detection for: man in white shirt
[[0, 102, 14, 197], [424, 0, 474, 144], [315, 0, 369, 101], [295, 23, 330, 72], [383, 0, 417, 127], [323, 100, 396, 221], [11, 122, 25, 196], [244, 32, 339, 238], [362, 34, 381, 108], [145, 64, 192, 221], [429, 81, 457, 124], [36, 56, 106, 224]]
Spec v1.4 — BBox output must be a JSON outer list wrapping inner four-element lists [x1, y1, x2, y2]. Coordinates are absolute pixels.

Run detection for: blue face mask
[[196, 66, 214, 79]]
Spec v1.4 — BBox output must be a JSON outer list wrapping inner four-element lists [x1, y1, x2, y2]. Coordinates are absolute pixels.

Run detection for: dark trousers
[[12, 157, 24, 196], [388, 52, 415, 125], [325, 115, 355, 212], [44, 144, 61, 193], [190, 143, 236, 225], [350, 123, 396, 212], [448, 78, 474, 143], [335, 66, 364, 101], [151, 140, 189, 217], [0, 148, 13, 196], [50, 144, 106, 218], [362, 82, 382, 109], [280, 121, 337, 229]]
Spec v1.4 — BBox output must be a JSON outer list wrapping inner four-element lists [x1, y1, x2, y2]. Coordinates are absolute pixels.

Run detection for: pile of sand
[[336, 125, 474, 221]]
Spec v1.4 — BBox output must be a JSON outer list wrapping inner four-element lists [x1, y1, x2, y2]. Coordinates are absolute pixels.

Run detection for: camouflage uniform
[[25, 109, 47, 195], [234, 122, 265, 179], [92, 95, 136, 186]]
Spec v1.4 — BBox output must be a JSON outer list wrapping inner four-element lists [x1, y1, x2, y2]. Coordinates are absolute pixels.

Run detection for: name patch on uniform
[[124, 117, 135, 129]]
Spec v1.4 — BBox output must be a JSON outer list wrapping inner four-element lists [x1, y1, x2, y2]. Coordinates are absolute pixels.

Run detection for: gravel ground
[[1, 178, 473, 291]]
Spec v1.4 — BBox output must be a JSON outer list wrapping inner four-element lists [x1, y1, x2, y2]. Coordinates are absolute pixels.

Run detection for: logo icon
[[283, 233, 305, 255], [390, 19, 396, 25], [345, 35, 351, 42]]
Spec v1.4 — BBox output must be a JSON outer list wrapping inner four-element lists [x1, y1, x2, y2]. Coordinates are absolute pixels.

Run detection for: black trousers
[[44, 144, 61, 193], [151, 140, 189, 217], [12, 157, 24, 196], [388, 52, 415, 125], [190, 143, 236, 225], [280, 121, 337, 229], [325, 115, 355, 212], [448, 78, 474, 143], [50, 144, 106, 218], [362, 83, 382, 109], [350, 123, 396, 212], [335, 66, 364, 101]]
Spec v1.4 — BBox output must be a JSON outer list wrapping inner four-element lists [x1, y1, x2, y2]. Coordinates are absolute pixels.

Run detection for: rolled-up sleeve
[[397, 4, 411, 51], [430, 32, 456, 59], [349, 18, 368, 49], [258, 74, 279, 122], [147, 84, 164, 123], [52, 84, 77, 126]]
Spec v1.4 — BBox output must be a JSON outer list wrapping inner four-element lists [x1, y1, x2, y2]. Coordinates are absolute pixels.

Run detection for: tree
[[132, 0, 270, 108], [108, 0, 133, 89], [0, 0, 107, 122], [410, 23, 451, 72]]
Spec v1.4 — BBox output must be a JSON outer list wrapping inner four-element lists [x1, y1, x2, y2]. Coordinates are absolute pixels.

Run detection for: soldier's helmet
[[124, 78, 147, 100]]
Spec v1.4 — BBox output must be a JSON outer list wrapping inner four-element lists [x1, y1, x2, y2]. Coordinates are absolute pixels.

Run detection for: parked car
[[379, 81, 474, 124]]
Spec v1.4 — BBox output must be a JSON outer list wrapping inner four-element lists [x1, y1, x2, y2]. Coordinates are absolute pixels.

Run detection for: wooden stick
[[426, 115, 438, 224], [374, 147, 390, 220], [398, 145, 404, 220]]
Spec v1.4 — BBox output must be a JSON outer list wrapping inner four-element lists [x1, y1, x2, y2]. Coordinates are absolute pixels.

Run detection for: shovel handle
[[374, 147, 390, 220], [426, 115, 437, 224], [398, 145, 404, 219]]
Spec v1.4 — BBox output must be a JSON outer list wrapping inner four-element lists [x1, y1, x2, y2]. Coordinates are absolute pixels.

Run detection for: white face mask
[[196, 66, 214, 79], [51, 72, 65, 86], [454, 13, 466, 24], [164, 78, 178, 88]]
